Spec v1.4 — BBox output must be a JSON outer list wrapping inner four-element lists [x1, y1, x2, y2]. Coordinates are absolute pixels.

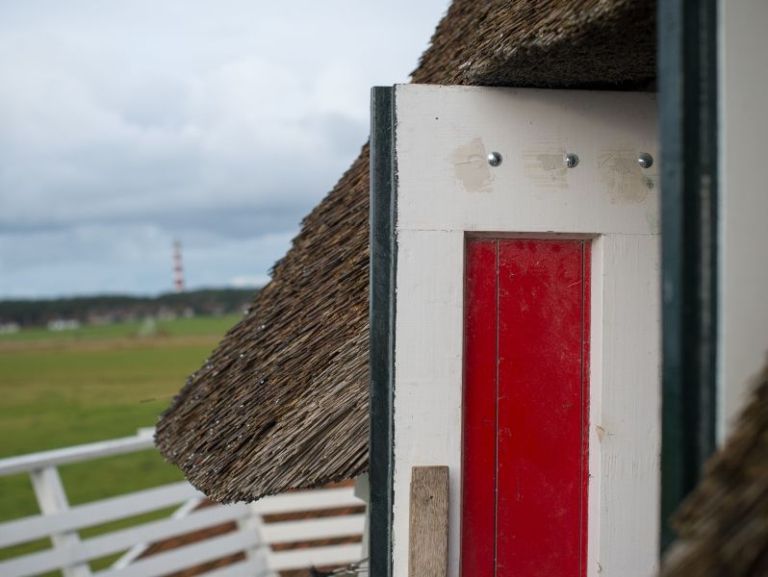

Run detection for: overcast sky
[[0, 0, 449, 299]]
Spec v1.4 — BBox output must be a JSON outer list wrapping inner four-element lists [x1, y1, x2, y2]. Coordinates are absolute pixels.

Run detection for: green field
[[0, 315, 240, 570]]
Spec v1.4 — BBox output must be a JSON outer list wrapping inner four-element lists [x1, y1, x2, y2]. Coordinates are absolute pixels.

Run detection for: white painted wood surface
[[0, 432, 154, 476], [391, 85, 660, 577], [249, 486, 363, 513], [30, 466, 92, 577], [93, 531, 260, 577], [270, 544, 365, 571], [0, 505, 250, 576], [718, 0, 768, 437], [111, 495, 205, 571], [262, 514, 366, 543], [354, 473, 371, 567], [0, 482, 203, 548], [237, 499, 273, 577], [0, 431, 366, 577]]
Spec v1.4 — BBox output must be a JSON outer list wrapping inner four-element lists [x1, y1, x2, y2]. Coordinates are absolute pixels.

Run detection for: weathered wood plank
[[408, 466, 448, 577]]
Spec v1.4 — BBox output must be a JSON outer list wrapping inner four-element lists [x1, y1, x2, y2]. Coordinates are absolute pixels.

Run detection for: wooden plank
[[87, 502, 242, 564], [29, 466, 91, 577], [0, 482, 365, 547], [110, 497, 204, 570], [0, 491, 367, 577], [408, 466, 448, 577], [93, 531, 259, 577], [370, 83, 396, 577], [0, 482, 200, 548], [0, 503, 250, 577], [495, 239, 588, 577], [262, 514, 365, 544], [236, 502, 274, 577], [250, 487, 362, 514], [0, 434, 154, 477], [190, 559, 265, 577], [270, 543, 363, 571], [461, 239, 497, 577], [596, 234, 661, 573]]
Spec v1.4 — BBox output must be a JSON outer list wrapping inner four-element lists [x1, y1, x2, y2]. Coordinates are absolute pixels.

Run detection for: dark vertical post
[[369, 86, 396, 577], [658, 0, 719, 552]]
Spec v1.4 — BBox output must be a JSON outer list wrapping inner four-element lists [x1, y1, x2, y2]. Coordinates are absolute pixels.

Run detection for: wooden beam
[[408, 466, 448, 577], [659, 0, 719, 552], [369, 84, 396, 577]]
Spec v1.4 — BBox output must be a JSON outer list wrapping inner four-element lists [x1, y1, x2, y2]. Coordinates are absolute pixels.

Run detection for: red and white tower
[[173, 240, 185, 293]]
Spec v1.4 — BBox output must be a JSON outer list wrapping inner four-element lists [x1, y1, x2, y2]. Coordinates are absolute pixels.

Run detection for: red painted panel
[[461, 239, 498, 577], [463, 239, 589, 577], [581, 245, 591, 572]]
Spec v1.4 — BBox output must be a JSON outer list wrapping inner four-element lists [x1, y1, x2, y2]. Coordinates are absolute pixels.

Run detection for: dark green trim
[[658, 0, 719, 552], [369, 85, 396, 577]]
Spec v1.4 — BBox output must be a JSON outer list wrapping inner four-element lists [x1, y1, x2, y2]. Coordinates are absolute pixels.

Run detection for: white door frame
[[370, 84, 661, 577]]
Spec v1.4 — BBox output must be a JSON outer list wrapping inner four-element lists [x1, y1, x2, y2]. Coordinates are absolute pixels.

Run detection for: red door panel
[[462, 239, 590, 577], [461, 240, 498, 577]]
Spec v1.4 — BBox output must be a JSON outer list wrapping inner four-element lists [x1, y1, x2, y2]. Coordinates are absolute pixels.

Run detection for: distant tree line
[[0, 288, 259, 327]]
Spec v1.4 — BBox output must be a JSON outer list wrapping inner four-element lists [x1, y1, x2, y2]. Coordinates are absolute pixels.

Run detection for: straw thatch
[[155, 0, 656, 503], [661, 366, 768, 577]]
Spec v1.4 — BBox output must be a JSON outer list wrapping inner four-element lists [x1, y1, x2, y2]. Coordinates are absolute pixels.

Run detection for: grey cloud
[[0, 0, 450, 297]]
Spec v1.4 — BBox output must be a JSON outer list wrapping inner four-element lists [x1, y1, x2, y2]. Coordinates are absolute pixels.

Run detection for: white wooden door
[[381, 85, 660, 577]]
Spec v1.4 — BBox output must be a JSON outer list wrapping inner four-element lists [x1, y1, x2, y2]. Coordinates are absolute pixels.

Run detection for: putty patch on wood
[[523, 149, 568, 189], [451, 138, 493, 193], [598, 151, 655, 204]]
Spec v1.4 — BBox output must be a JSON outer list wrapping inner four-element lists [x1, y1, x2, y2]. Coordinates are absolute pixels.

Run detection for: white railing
[[0, 430, 366, 577]]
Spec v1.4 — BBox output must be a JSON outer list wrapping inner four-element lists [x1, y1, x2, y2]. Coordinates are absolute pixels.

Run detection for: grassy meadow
[[0, 314, 240, 570]]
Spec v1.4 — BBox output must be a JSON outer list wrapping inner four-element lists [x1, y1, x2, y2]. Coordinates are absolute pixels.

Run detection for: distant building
[[47, 319, 81, 332], [0, 322, 20, 334]]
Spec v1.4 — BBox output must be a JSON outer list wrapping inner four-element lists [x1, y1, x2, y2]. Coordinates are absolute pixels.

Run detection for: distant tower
[[173, 240, 185, 293]]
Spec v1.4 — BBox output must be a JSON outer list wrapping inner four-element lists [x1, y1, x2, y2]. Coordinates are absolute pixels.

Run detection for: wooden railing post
[[241, 505, 277, 577], [30, 465, 92, 577], [408, 466, 449, 577]]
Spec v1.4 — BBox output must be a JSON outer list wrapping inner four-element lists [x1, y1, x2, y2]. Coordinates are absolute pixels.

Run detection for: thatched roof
[[155, 0, 657, 503], [661, 366, 768, 577]]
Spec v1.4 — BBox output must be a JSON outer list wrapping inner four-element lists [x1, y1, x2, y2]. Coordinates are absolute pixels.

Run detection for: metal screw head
[[564, 153, 579, 168], [637, 152, 654, 169], [487, 151, 502, 167]]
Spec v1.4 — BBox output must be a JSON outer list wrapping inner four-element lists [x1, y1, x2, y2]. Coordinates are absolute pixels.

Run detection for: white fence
[[0, 430, 366, 577]]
